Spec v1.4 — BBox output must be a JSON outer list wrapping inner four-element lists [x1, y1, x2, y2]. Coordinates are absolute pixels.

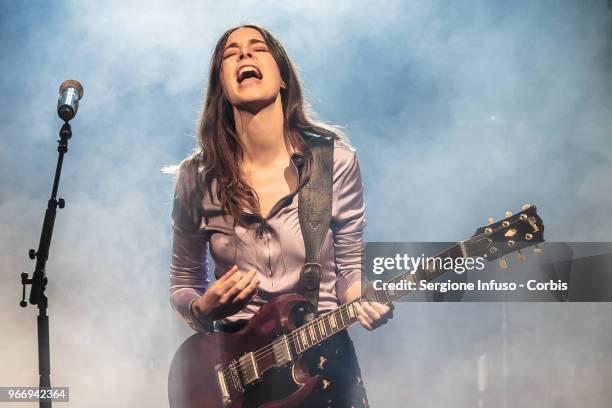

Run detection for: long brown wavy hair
[[175, 24, 344, 230]]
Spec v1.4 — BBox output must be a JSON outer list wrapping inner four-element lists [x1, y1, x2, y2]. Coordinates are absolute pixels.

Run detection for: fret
[[341, 306, 350, 327], [308, 324, 317, 343], [318, 319, 326, 337], [452, 245, 464, 258], [347, 303, 356, 319], [295, 337, 302, 354], [336, 309, 345, 328], [294, 330, 301, 353], [422, 259, 432, 280], [414, 266, 428, 283], [286, 240, 493, 358], [378, 288, 390, 303], [299, 327, 308, 349], [329, 312, 337, 331], [323, 316, 332, 336], [346, 305, 353, 325], [311, 321, 319, 341], [315, 321, 323, 342], [315, 322, 322, 341]]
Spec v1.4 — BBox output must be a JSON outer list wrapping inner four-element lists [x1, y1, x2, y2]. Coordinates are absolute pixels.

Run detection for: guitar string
[[221, 216, 530, 377], [221, 217, 531, 379], [221, 300, 360, 378], [221, 216, 536, 378], [221, 303, 355, 377]]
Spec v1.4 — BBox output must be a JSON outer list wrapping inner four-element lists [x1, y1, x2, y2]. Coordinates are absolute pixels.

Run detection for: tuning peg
[[498, 256, 508, 269], [504, 210, 513, 218], [487, 217, 494, 225], [521, 203, 532, 211], [516, 249, 527, 262], [532, 244, 542, 256]]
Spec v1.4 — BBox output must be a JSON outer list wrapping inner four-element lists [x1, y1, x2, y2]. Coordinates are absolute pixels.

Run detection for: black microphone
[[57, 80, 84, 122]]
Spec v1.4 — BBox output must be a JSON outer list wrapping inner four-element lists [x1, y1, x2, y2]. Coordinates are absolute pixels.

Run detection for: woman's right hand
[[192, 265, 260, 322]]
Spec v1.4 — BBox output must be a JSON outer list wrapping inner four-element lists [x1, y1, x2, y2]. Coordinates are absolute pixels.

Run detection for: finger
[[206, 267, 240, 300], [369, 302, 391, 317], [218, 265, 239, 282], [221, 269, 258, 304], [358, 314, 373, 331], [354, 303, 374, 327], [214, 266, 241, 292], [217, 271, 247, 301], [362, 302, 382, 321], [233, 277, 260, 304], [363, 302, 387, 329], [353, 304, 373, 330], [234, 270, 259, 295], [233, 269, 257, 290]]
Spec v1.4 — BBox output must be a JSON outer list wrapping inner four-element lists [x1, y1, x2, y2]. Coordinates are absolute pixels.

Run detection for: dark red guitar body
[[168, 294, 319, 408]]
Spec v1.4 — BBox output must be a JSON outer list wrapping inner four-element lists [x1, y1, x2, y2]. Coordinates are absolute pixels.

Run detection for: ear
[[280, 79, 286, 89]]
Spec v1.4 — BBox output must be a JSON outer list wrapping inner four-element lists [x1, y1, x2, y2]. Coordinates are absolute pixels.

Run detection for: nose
[[238, 46, 253, 60]]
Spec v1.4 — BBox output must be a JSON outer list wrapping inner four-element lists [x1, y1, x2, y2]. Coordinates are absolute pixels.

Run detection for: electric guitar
[[168, 205, 544, 408]]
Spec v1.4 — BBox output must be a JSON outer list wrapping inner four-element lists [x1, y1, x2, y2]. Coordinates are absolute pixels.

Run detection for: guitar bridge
[[227, 359, 243, 393]]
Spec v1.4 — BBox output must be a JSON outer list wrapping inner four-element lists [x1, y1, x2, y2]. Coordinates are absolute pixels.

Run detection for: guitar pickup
[[239, 352, 261, 385], [272, 335, 293, 367]]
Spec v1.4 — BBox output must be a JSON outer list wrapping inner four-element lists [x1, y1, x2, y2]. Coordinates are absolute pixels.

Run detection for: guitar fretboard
[[292, 300, 361, 354], [292, 243, 467, 355]]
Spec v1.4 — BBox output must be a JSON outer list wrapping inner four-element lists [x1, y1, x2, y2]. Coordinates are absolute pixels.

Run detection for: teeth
[[239, 66, 258, 75], [238, 66, 261, 82]]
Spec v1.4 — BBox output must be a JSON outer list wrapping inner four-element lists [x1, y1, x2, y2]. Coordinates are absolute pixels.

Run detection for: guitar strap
[[298, 133, 334, 323]]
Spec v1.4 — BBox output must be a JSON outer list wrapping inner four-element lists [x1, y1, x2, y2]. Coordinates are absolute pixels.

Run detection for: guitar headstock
[[467, 204, 544, 262]]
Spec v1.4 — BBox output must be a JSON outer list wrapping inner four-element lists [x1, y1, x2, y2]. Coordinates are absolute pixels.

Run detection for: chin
[[232, 91, 281, 113]]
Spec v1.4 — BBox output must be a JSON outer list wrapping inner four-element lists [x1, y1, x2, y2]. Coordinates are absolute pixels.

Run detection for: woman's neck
[[233, 95, 291, 167]]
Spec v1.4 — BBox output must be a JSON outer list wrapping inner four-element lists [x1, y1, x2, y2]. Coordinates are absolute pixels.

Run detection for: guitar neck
[[291, 242, 466, 355], [374, 242, 467, 303]]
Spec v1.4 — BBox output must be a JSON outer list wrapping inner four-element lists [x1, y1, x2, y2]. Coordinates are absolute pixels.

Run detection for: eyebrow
[[223, 38, 267, 51]]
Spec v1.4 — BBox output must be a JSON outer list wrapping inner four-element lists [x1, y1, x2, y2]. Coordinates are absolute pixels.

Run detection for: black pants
[[301, 330, 370, 408]]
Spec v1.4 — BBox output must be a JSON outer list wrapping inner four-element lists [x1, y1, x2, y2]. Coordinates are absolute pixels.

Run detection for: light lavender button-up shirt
[[169, 138, 366, 332]]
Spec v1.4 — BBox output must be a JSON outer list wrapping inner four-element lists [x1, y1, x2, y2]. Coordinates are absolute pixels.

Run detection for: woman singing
[[169, 24, 393, 407]]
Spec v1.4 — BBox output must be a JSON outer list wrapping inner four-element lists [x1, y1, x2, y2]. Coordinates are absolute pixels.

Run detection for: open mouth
[[237, 65, 263, 84]]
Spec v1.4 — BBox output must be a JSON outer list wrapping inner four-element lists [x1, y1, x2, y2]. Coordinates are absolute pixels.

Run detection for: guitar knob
[[533, 244, 542, 256], [521, 203, 532, 211], [498, 257, 508, 269], [487, 217, 494, 225], [504, 210, 513, 218], [516, 249, 527, 262]]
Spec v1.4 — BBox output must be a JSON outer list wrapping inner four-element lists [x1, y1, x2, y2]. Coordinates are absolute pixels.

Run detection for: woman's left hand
[[353, 301, 394, 331]]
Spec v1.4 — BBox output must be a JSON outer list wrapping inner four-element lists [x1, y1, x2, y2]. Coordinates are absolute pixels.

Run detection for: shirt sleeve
[[331, 149, 366, 302], [168, 171, 212, 333]]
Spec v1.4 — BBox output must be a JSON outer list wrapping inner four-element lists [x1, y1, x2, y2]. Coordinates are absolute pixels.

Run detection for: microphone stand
[[20, 121, 73, 408]]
